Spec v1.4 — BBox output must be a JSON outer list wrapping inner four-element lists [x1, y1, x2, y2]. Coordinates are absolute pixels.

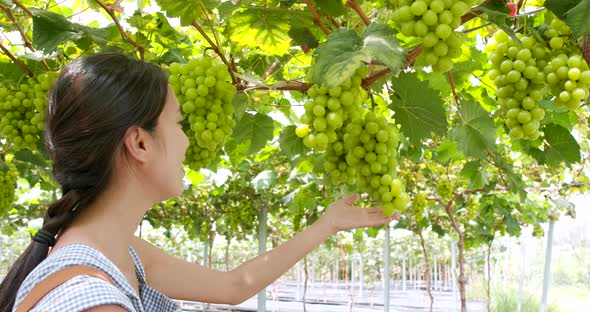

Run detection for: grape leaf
[[186, 169, 205, 186], [232, 112, 275, 154], [315, 0, 346, 17], [389, 72, 447, 146], [14, 150, 49, 168], [543, 123, 581, 167], [564, 0, 590, 38], [227, 8, 292, 56], [312, 23, 404, 88], [450, 47, 489, 91], [362, 23, 405, 72], [451, 101, 496, 159], [460, 161, 489, 189], [545, 0, 582, 19], [434, 139, 463, 164], [31, 9, 109, 52], [279, 126, 309, 158], [251, 170, 278, 193], [0, 60, 47, 81], [288, 27, 319, 50], [155, 0, 218, 26], [495, 155, 526, 200], [476, 0, 521, 44]]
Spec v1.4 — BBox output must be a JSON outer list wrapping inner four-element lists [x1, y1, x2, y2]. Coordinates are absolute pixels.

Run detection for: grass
[[550, 286, 590, 312], [466, 279, 569, 312]]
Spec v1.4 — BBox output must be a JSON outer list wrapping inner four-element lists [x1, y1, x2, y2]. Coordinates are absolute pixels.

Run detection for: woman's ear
[[122, 126, 150, 164]]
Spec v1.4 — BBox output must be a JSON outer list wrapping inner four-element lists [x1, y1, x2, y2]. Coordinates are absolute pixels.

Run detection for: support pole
[[359, 253, 364, 297], [540, 221, 555, 312], [402, 254, 407, 291], [296, 261, 302, 300], [384, 225, 390, 312], [257, 206, 268, 312], [434, 254, 438, 291], [517, 235, 526, 312]]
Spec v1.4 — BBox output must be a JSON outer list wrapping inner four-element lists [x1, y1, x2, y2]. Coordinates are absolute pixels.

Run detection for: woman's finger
[[342, 193, 359, 205]]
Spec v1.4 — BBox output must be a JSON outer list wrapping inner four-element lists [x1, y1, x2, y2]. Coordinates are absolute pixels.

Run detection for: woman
[[0, 53, 395, 311]]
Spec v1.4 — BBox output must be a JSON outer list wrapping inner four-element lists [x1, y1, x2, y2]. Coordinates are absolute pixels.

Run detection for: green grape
[[436, 179, 453, 201], [486, 30, 550, 140], [411, 192, 427, 218], [0, 161, 18, 216], [342, 114, 408, 215], [393, 0, 478, 71], [301, 66, 408, 216], [169, 57, 236, 170], [540, 18, 590, 110], [0, 72, 58, 150], [301, 68, 369, 185]]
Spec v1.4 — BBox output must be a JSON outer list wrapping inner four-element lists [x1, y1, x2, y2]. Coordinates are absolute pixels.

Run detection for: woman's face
[[147, 87, 190, 200]]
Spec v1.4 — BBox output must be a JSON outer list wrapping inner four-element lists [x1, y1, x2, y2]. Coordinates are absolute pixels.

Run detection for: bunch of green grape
[[545, 54, 590, 110], [486, 31, 549, 140], [391, 0, 477, 71], [542, 19, 590, 110], [343, 112, 409, 216], [410, 192, 427, 218], [436, 179, 453, 201], [297, 67, 367, 151], [543, 18, 575, 51], [169, 57, 236, 170], [0, 72, 58, 150], [0, 161, 18, 216]]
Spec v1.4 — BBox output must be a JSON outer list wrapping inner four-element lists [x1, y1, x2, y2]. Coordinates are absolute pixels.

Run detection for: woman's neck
[[53, 177, 154, 270]]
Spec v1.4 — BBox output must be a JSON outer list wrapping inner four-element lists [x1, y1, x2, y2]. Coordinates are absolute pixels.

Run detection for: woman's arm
[[132, 194, 394, 304]]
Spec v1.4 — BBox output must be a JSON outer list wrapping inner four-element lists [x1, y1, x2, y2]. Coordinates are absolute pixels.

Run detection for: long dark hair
[[0, 53, 169, 311]]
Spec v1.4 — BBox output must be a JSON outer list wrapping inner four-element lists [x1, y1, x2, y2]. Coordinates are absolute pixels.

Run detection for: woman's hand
[[318, 194, 398, 234]]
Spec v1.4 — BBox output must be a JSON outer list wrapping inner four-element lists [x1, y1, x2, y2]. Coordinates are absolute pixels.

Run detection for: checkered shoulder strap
[[16, 265, 113, 312]]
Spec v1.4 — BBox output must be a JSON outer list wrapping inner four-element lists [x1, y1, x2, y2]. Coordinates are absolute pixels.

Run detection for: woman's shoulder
[[13, 244, 138, 311]]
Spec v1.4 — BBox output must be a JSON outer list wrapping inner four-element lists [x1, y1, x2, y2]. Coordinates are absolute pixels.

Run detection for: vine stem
[[1, 3, 32, 52], [361, 47, 422, 89], [345, 0, 370, 26], [442, 198, 467, 312], [11, 0, 31, 17], [582, 36, 590, 68], [240, 80, 313, 92], [418, 231, 434, 312], [516, 0, 526, 14], [368, 9, 384, 19], [191, 22, 238, 86], [240, 4, 486, 93], [199, 2, 224, 62], [0, 41, 37, 81], [93, 0, 144, 60], [0, 3, 49, 70], [447, 71, 465, 123], [198, 2, 240, 85], [461, 0, 489, 24], [328, 16, 341, 29], [303, 0, 330, 35]]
